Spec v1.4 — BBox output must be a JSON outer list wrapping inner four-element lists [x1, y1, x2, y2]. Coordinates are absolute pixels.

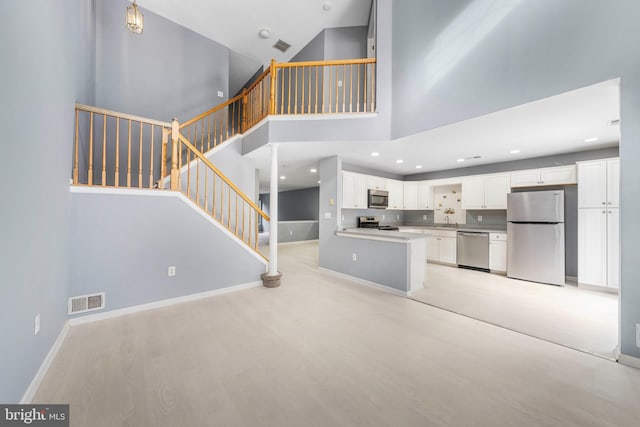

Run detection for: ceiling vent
[[68, 292, 105, 315], [273, 39, 291, 53]]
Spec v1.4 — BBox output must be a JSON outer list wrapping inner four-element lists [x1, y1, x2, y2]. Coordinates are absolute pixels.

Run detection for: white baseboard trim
[[318, 267, 408, 297], [279, 239, 319, 246], [21, 322, 71, 404], [618, 354, 640, 369], [69, 281, 263, 326]]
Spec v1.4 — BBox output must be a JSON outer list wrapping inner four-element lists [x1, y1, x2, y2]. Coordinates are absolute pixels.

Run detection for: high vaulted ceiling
[[137, 0, 373, 94]]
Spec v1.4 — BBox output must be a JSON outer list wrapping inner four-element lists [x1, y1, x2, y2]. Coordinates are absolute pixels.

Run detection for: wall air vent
[[68, 292, 105, 315], [273, 39, 291, 53]]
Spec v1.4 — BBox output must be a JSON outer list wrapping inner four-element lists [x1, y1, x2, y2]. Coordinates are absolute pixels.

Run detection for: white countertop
[[399, 225, 507, 234], [336, 228, 427, 242]]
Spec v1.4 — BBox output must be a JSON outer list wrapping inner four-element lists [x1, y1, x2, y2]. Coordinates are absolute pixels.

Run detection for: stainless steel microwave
[[368, 189, 389, 209]]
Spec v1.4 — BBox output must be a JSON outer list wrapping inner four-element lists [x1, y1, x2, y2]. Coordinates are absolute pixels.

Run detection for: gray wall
[[391, 0, 640, 358], [261, 187, 319, 221], [0, 0, 94, 403], [277, 222, 319, 243], [68, 192, 266, 314], [324, 26, 368, 60], [95, 0, 229, 122], [319, 156, 342, 267]]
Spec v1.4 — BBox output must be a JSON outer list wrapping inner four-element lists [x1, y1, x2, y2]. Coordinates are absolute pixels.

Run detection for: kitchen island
[[324, 228, 426, 296]]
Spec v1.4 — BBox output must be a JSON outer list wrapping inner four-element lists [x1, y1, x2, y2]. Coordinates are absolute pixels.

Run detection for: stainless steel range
[[357, 216, 399, 231]]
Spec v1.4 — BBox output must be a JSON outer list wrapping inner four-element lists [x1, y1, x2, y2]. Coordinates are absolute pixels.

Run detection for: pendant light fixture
[[126, 0, 144, 34]]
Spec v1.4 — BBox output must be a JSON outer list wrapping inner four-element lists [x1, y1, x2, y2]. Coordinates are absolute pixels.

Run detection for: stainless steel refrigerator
[[507, 190, 565, 286]]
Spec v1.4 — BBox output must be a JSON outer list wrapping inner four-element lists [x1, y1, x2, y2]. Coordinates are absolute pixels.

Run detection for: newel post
[[269, 59, 276, 115], [241, 88, 248, 133], [170, 118, 180, 191]]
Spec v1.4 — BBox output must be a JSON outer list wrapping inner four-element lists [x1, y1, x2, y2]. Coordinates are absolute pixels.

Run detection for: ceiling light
[[510, 149, 520, 154], [584, 137, 599, 143], [457, 158, 465, 163], [126, 0, 144, 34], [318, 180, 321, 184], [310, 168, 317, 173], [371, 152, 380, 157], [396, 159, 404, 164], [416, 165, 423, 169], [258, 29, 271, 39], [280, 176, 286, 180], [322, 1, 333, 11]]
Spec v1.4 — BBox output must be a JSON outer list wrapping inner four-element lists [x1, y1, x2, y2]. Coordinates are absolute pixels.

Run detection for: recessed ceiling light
[[280, 176, 286, 180], [322, 1, 332, 11], [584, 137, 599, 143], [457, 158, 465, 163], [258, 29, 271, 39], [371, 152, 380, 157], [396, 159, 404, 164], [318, 180, 321, 184], [510, 149, 520, 154], [310, 168, 317, 173], [416, 165, 423, 169]]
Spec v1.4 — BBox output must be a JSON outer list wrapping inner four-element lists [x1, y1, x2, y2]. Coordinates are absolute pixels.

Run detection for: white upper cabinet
[[367, 175, 387, 191], [403, 182, 418, 210], [417, 182, 434, 209], [342, 171, 368, 209], [510, 165, 577, 187], [577, 158, 619, 208], [388, 179, 404, 210], [461, 174, 510, 209]]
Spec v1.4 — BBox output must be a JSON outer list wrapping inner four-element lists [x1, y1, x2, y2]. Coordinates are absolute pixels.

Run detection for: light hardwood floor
[[411, 263, 619, 359], [34, 242, 640, 426]]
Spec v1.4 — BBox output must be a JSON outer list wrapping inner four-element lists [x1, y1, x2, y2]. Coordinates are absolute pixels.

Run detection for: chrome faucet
[[445, 216, 450, 225]]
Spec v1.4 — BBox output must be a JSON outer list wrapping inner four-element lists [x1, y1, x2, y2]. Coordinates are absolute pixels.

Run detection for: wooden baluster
[[357, 64, 361, 112], [101, 114, 107, 186], [254, 212, 259, 251], [308, 65, 312, 113], [342, 64, 346, 113], [295, 66, 299, 114], [88, 112, 94, 185], [227, 186, 231, 229], [287, 67, 292, 114], [207, 114, 212, 151], [300, 66, 304, 114], [187, 149, 191, 199], [220, 178, 224, 224], [371, 62, 376, 112], [149, 125, 154, 188], [170, 119, 179, 191], [204, 167, 208, 213], [364, 64, 368, 113], [235, 193, 239, 235], [349, 64, 353, 113], [280, 70, 285, 115], [270, 60, 276, 115], [242, 201, 246, 242], [160, 127, 167, 188], [328, 66, 333, 113], [315, 66, 319, 114], [115, 119, 120, 187], [195, 158, 200, 205], [242, 88, 248, 133], [73, 109, 79, 184], [138, 121, 143, 188], [322, 66, 326, 113], [127, 120, 132, 187], [213, 173, 217, 218], [336, 66, 340, 113], [200, 119, 205, 152], [213, 115, 217, 147]]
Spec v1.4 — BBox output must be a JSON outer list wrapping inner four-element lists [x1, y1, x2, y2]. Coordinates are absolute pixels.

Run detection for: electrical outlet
[[636, 323, 640, 348], [352, 253, 357, 261], [397, 214, 400, 220], [341, 215, 344, 221], [34, 314, 40, 335], [478, 215, 483, 222], [324, 212, 331, 219], [168, 266, 176, 277], [382, 215, 385, 220], [423, 215, 427, 220], [289, 231, 293, 235]]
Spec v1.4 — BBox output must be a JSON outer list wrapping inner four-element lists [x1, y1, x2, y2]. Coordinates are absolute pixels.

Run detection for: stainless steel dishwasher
[[457, 231, 490, 271]]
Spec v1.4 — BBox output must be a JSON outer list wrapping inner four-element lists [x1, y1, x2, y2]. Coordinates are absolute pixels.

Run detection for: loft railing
[[71, 106, 269, 258], [71, 58, 376, 258]]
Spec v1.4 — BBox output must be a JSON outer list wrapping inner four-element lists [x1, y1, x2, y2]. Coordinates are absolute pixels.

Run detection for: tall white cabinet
[[577, 158, 620, 289]]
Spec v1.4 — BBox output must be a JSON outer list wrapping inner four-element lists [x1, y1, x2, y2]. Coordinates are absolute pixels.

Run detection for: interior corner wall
[[94, 0, 229, 123], [323, 27, 368, 60], [0, 0, 94, 402], [390, 0, 640, 358]]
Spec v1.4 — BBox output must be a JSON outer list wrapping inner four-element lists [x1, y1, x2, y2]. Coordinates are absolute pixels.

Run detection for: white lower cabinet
[[489, 233, 507, 272], [578, 208, 619, 289], [426, 230, 457, 265]]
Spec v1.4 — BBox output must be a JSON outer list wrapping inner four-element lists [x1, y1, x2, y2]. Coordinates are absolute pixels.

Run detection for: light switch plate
[[217, 91, 224, 98], [324, 212, 331, 219]]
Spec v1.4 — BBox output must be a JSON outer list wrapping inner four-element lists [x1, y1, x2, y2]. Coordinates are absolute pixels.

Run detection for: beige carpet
[[411, 263, 619, 359]]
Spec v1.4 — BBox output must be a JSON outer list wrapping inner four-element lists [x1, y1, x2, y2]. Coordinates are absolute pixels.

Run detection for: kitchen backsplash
[[341, 209, 405, 229], [466, 210, 507, 226], [403, 210, 435, 226]]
